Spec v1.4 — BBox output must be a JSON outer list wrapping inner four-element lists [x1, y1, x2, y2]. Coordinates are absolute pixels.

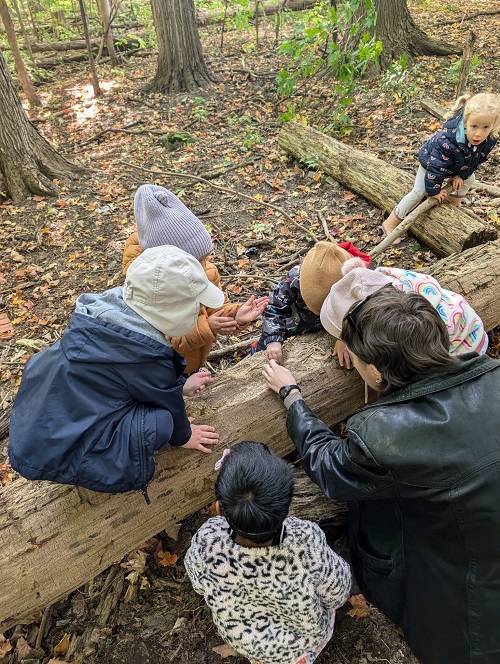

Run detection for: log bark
[[278, 122, 497, 256], [196, 0, 319, 26], [1, 240, 500, 630]]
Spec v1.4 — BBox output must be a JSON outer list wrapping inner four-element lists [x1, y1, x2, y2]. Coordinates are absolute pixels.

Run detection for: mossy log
[[278, 122, 497, 256], [1, 240, 500, 630]]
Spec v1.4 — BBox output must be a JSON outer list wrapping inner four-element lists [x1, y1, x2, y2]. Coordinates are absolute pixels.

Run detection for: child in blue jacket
[[9, 246, 223, 499], [383, 92, 499, 235]]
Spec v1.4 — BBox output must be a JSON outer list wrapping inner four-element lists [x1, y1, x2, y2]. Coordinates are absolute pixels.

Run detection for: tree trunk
[[96, 0, 119, 65], [146, 0, 216, 93], [1, 239, 500, 630], [0, 48, 85, 202], [456, 30, 476, 97], [278, 122, 497, 256], [0, 0, 41, 106], [375, 0, 461, 69], [77, 0, 102, 96]]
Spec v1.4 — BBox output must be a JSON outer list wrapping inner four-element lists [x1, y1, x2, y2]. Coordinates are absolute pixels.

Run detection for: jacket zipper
[[139, 406, 151, 504]]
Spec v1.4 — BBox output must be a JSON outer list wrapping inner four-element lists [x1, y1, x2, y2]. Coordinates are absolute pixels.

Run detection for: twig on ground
[[208, 336, 260, 361], [77, 120, 145, 147], [425, 7, 500, 29], [117, 160, 319, 242], [35, 604, 53, 649], [317, 210, 335, 242], [198, 155, 263, 180]]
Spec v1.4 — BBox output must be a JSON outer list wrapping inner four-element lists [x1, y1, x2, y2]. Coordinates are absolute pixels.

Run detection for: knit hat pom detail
[[341, 257, 366, 275]]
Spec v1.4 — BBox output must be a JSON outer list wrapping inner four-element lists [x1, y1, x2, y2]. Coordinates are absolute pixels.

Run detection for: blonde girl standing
[[383, 92, 499, 235]]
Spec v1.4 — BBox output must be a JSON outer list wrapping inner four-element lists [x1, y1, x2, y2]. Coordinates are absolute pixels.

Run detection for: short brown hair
[[341, 287, 456, 394]]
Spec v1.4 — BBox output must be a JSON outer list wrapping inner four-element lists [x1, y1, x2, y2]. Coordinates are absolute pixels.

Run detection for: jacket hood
[[62, 287, 174, 364]]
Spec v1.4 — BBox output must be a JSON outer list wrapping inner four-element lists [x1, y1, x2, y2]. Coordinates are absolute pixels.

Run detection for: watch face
[[279, 386, 288, 399]]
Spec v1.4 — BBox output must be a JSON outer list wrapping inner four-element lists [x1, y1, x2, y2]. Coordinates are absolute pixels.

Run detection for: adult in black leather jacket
[[263, 287, 500, 664]]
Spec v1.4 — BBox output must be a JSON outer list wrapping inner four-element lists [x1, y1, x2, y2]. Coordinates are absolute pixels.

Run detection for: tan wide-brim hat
[[300, 242, 353, 315]]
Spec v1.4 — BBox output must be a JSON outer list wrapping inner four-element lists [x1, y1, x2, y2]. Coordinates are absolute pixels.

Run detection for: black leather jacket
[[287, 354, 500, 664]]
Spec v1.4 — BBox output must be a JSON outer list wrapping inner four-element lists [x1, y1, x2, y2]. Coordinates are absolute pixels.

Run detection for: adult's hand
[[235, 295, 269, 326], [207, 310, 239, 336], [333, 339, 352, 369], [182, 370, 213, 397], [262, 359, 298, 394], [266, 342, 284, 365], [181, 418, 219, 453]]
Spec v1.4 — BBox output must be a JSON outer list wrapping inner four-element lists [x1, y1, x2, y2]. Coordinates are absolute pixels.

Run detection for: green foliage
[[276, 0, 381, 127], [252, 222, 273, 234], [192, 97, 208, 122], [380, 54, 421, 103], [299, 154, 319, 169], [158, 132, 198, 151], [446, 55, 481, 85]]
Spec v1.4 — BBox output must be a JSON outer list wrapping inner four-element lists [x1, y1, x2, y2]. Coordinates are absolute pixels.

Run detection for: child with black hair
[[184, 442, 352, 664]]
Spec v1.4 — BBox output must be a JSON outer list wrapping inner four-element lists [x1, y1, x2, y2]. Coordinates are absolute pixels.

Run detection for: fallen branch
[[77, 119, 145, 147], [456, 30, 477, 97], [208, 336, 260, 361], [425, 7, 500, 29], [369, 187, 452, 258], [198, 155, 263, 180], [118, 160, 319, 242]]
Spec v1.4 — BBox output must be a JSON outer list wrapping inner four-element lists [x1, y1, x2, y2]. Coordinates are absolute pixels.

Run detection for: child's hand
[[208, 310, 239, 336], [452, 175, 464, 191], [235, 295, 270, 327], [333, 339, 352, 369], [266, 342, 284, 365], [183, 370, 213, 397], [432, 191, 448, 203], [182, 418, 219, 453], [262, 359, 298, 394]]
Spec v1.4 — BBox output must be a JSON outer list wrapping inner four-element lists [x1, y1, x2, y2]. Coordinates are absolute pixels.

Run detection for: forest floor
[[1, 0, 500, 662]]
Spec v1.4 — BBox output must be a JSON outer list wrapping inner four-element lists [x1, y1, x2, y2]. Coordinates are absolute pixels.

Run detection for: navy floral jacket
[[418, 109, 497, 195], [260, 266, 322, 346]]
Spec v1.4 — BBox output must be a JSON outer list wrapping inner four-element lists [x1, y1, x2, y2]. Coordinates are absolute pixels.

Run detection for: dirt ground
[[1, 0, 500, 661]]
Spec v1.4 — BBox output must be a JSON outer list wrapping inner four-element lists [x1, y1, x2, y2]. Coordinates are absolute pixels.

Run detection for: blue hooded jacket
[[8, 287, 191, 496], [418, 108, 497, 195]]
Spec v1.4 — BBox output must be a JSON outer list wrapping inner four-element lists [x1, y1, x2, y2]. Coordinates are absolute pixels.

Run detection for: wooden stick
[[456, 30, 477, 97], [369, 197, 438, 257], [208, 336, 260, 361]]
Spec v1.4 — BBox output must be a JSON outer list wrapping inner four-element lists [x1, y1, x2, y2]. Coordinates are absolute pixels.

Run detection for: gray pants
[[395, 165, 476, 220]]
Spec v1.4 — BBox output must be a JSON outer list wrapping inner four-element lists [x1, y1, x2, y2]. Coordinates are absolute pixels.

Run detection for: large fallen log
[[196, 0, 319, 26], [278, 122, 497, 256], [1, 239, 500, 630]]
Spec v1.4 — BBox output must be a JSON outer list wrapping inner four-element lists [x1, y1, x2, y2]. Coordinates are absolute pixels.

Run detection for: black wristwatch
[[278, 384, 301, 401]]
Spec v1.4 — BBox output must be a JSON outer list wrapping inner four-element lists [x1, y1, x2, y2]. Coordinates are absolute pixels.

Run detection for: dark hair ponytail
[[215, 442, 294, 544]]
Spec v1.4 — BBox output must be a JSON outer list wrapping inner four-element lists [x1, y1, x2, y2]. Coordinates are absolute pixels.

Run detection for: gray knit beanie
[[134, 185, 213, 259]]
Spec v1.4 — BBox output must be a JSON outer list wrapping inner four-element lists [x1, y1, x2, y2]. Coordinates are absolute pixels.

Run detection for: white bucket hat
[[123, 245, 225, 337]]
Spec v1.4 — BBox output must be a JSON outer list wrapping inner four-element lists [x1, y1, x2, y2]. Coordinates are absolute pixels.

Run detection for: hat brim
[[199, 281, 225, 309]]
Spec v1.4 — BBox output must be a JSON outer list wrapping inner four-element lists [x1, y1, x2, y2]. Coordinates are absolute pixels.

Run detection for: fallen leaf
[[16, 636, 30, 660], [53, 632, 71, 655], [0, 313, 13, 339], [0, 634, 12, 658], [346, 594, 373, 619], [124, 584, 137, 603], [120, 549, 147, 573], [212, 643, 239, 658], [164, 523, 182, 541]]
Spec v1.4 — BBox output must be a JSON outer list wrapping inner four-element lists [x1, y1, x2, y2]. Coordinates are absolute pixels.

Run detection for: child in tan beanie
[[253, 242, 369, 365]]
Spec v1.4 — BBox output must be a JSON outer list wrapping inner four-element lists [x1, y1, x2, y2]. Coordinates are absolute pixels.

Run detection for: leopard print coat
[[184, 516, 352, 664]]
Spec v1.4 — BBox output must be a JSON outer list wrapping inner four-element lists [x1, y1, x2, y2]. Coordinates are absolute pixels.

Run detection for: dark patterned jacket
[[260, 266, 322, 346], [418, 108, 497, 195]]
